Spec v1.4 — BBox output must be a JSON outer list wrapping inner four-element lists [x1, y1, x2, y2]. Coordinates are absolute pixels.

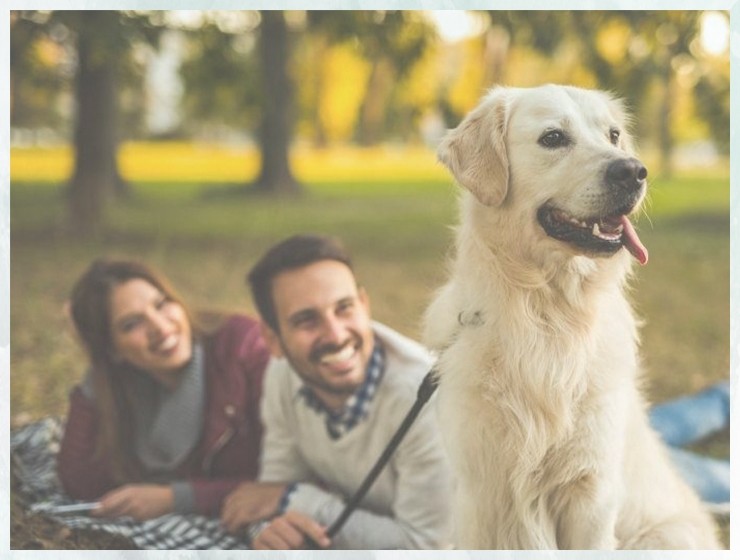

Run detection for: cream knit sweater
[[259, 322, 453, 549]]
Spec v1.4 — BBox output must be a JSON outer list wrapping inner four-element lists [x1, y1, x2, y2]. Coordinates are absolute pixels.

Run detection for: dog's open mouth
[[537, 206, 648, 265]]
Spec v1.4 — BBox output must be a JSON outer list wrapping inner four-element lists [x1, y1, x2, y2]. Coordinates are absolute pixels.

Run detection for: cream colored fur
[[424, 84, 720, 550]]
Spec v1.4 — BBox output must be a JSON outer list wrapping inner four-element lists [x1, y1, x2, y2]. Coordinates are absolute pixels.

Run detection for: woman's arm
[[188, 477, 256, 517], [57, 386, 117, 500]]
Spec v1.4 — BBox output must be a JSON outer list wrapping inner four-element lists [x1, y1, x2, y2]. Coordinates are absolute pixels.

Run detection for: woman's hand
[[92, 484, 174, 520], [220, 481, 286, 534]]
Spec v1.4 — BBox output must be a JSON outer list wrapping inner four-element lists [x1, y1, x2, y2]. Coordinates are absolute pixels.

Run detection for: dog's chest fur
[[427, 220, 639, 548]]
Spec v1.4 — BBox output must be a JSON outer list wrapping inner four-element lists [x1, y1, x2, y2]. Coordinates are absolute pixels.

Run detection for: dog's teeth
[[592, 223, 600, 236], [567, 217, 588, 229]]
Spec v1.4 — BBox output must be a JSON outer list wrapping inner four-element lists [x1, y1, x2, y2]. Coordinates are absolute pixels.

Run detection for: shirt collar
[[298, 339, 386, 440]]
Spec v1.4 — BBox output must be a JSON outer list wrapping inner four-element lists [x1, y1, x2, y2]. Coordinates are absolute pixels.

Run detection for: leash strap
[[323, 367, 439, 540]]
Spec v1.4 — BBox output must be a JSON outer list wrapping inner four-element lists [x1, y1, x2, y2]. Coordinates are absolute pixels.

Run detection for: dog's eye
[[538, 129, 570, 149], [609, 128, 621, 145]]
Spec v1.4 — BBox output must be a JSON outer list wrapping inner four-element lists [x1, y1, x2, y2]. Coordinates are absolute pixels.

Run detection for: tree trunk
[[356, 58, 394, 146], [67, 12, 126, 236], [657, 54, 675, 179], [311, 35, 330, 149], [658, 81, 674, 179], [254, 10, 301, 195], [483, 26, 510, 86]]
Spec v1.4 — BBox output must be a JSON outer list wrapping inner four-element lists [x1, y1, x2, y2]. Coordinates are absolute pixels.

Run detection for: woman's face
[[108, 278, 193, 386]]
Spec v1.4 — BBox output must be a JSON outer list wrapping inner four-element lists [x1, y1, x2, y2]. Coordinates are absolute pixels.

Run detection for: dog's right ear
[[437, 88, 510, 207]]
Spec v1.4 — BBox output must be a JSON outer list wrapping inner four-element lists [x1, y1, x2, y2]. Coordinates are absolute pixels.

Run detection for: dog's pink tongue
[[621, 216, 648, 265]]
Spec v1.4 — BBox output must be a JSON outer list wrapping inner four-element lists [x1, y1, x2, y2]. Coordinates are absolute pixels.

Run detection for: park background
[[9, 9, 730, 546]]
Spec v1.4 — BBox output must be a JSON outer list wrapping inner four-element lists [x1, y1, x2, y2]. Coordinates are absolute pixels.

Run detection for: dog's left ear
[[437, 88, 511, 207]]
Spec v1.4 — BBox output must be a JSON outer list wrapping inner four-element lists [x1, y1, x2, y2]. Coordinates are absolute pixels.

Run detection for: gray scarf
[[130, 342, 205, 475]]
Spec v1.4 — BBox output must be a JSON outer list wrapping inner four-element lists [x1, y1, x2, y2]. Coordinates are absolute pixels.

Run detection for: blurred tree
[[570, 11, 703, 177], [694, 71, 730, 155], [64, 11, 129, 234], [309, 42, 371, 145], [180, 10, 437, 194], [467, 11, 726, 177], [10, 11, 69, 134], [686, 12, 730, 156], [388, 39, 442, 143], [179, 17, 261, 138], [180, 11, 300, 195], [11, 10, 162, 235], [354, 12, 436, 145], [248, 10, 438, 194], [254, 10, 301, 194], [445, 35, 489, 119], [64, 11, 164, 234], [308, 11, 437, 146]]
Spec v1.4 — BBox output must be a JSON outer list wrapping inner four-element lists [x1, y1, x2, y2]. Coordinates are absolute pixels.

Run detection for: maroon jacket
[[57, 315, 270, 517]]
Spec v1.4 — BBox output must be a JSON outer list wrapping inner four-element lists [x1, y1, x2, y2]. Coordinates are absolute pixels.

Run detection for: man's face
[[262, 260, 375, 410]]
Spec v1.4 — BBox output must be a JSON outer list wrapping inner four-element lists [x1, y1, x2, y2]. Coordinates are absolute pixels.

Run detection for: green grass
[[11, 174, 729, 423], [643, 174, 732, 217], [10, 173, 730, 546]]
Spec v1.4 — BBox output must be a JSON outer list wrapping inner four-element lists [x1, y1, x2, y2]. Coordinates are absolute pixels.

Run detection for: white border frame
[[2, 1, 736, 558]]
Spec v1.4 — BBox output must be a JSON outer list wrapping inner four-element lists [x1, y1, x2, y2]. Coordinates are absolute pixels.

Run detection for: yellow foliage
[[397, 42, 442, 111], [447, 36, 487, 116], [318, 44, 371, 143], [10, 143, 450, 183], [33, 37, 64, 67], [672, 81, 709, 142], [595, 19, 631, 65]]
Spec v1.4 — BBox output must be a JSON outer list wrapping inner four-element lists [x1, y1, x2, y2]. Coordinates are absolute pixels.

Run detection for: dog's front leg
[[554, 409, 626, 549], [556, 474, 621, 549]]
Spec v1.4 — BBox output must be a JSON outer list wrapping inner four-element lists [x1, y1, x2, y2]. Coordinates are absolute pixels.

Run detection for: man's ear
[[437, 86, 511, 207], [358, 286, 371, 314], [260, 321, 284, 358]]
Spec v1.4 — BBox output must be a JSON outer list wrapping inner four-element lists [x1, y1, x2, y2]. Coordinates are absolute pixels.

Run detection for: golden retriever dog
[[424, 84, 720, 549]]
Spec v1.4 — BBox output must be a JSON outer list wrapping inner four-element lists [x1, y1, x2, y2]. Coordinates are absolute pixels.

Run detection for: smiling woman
[[107, 278, 193, 389], [56, 258, 270, 521]]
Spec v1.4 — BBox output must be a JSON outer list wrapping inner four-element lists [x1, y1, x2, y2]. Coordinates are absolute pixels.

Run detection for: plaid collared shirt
[[298, 340, 386, 440]]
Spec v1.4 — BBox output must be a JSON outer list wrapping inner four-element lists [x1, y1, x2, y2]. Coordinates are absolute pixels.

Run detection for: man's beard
[[281, 334, 366, 398]]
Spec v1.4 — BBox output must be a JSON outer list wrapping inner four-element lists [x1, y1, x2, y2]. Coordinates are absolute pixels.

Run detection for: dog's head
[[438, 84, 648, 266]]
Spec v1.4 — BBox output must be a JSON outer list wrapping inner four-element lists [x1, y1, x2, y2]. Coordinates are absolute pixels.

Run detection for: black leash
[[306, 367, 440, 547]]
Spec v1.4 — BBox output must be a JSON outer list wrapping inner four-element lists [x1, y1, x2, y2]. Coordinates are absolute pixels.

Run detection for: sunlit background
[[9, 9, 731, 547]]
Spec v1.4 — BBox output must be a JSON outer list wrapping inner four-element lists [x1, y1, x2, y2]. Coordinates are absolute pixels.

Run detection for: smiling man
[[220, 234, 452, 550]]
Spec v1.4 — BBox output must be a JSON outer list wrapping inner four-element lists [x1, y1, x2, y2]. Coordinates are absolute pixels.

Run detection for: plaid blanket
[[10, 417, 251, 550]]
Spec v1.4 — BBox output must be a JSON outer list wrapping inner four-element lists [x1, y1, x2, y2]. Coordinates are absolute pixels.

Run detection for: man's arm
[[247, 359, 416, 548], [259, 360, 314, 482], [251, 511, 331, 550], [276, 400, 453, 549], [273, 483, 413, 548], [221, 361, 311, 533]]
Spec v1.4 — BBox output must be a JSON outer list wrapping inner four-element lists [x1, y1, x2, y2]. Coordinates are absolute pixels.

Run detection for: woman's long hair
[[69, 258, 199, 483]]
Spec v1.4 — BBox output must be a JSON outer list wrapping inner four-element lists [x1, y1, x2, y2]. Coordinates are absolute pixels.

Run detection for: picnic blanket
[[10, 417, 251, 550]]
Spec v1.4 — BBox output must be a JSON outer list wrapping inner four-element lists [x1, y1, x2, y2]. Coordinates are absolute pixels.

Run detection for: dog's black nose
[[606, 158, 648, 193]]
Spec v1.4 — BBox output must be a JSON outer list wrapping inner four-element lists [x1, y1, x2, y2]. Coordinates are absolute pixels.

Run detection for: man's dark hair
[[247, 234, 354, 333]]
